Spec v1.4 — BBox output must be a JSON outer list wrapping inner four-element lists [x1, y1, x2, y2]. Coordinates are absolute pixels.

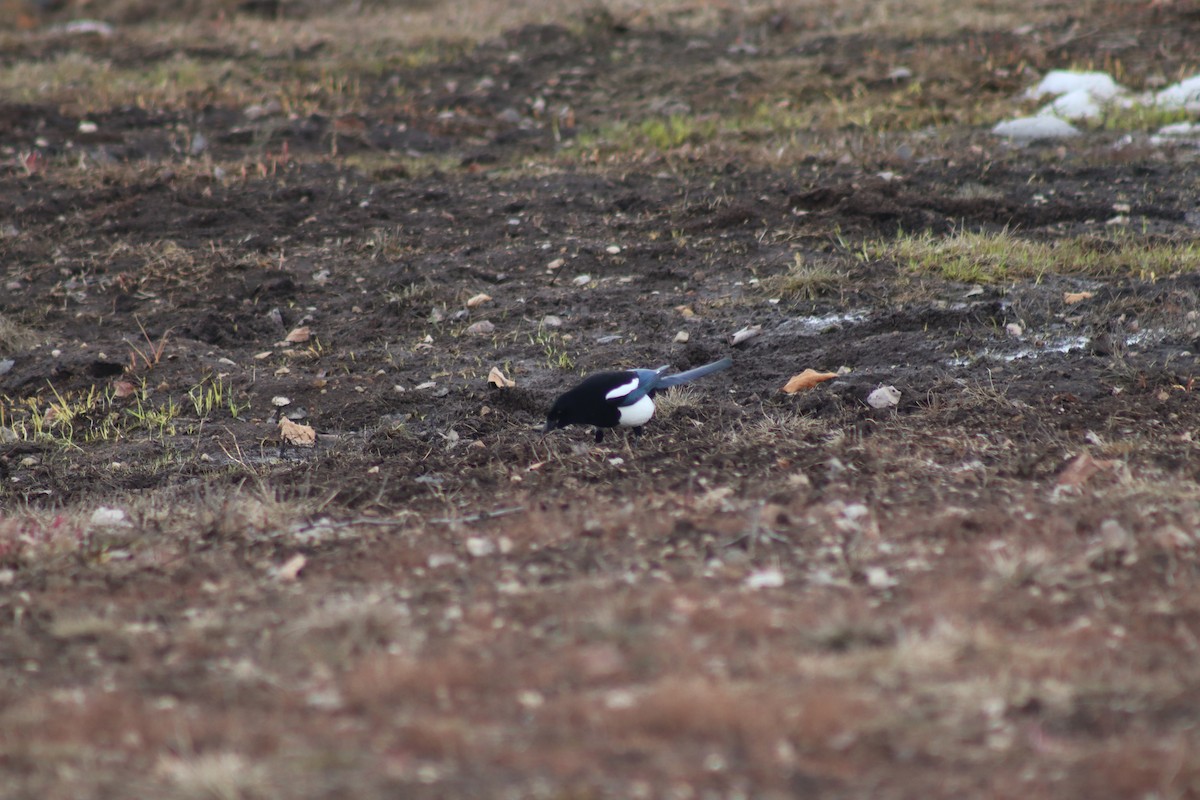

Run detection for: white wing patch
[[605, 376, 639, 401]]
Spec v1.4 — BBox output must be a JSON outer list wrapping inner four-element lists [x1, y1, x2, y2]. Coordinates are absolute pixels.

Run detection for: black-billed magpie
[[544, 357, 732, 442]]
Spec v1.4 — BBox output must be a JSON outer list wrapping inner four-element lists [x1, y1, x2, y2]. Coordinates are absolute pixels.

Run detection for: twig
[[431, 506, 526, 525]]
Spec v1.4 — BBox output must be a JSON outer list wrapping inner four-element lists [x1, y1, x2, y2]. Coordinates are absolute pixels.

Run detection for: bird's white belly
[[617, 394, 655, 427]]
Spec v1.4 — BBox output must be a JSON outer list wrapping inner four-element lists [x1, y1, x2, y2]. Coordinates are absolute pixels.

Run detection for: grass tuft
[[0, 315, 39, 355], [867, 229, 1200, 283], [768, 252, 848, 301]]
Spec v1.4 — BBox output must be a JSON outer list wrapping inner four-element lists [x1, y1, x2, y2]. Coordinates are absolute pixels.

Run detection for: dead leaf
[[730, 325, 762, 346], [675, 305, 696, 318], [487, 366, 515, 388], [467, 293, 492, 308], [1063, 291, 1094, 304], [279, 417, 316, 447], [285, 326, 311, 343], [112, 380, 137, 398], [783, 368, 837, 393], [1057, 452, 1118, 488], [276, 553, 307, 582]]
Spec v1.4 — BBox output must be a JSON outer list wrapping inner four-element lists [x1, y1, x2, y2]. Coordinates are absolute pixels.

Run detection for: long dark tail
[[656, 357, 733, 388]]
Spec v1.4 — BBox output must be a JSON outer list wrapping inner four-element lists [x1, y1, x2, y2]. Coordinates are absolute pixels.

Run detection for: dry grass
[[0, 313, 39, 355], [767, 252, 849, 301], [870, 229, 1200, 283]]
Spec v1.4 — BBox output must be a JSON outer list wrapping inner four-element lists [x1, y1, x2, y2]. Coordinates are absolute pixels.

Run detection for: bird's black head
[[543, 400, 568, 433]]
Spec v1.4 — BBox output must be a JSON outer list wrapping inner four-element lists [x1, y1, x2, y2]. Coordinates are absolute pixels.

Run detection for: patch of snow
[[1038, 89, 1104, 121], [1156, 122, 1200, 137], [1156, 74, 1200, 111], [999, 69, 1200, 142], [790, 310, 868, 335], [1025, 70, 1124, 101], [1150, 121, 1200, 147], [992, 116, 1080, 141]]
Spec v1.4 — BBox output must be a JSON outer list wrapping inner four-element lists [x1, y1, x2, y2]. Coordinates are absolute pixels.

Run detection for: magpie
[[544, 357, 732, 443]]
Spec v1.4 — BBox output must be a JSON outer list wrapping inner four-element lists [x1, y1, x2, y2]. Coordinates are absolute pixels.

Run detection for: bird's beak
[[543, 419, 557, 434]]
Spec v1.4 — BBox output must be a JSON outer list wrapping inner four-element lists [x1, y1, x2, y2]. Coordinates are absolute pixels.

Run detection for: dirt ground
[[3, 1, 1200, 797]]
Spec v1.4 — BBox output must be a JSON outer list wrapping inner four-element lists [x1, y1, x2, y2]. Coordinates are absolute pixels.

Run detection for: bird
[[544, 357, 732, 443]]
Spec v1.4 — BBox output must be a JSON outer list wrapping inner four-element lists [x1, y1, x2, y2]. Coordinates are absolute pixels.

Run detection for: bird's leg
[[594, 428, 605, 444], [624, 426, 643, 457]]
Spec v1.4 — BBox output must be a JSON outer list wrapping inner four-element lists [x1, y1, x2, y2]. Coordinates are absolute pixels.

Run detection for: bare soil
[[3, 2, 1200, 798]]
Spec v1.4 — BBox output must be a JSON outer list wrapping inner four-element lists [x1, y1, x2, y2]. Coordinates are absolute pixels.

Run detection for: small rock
[[78, 120, 98, 134], [427, 553, 457, 569], [867, 385, 901, 409], [865, 566, 898, 589], [540, 315, 563, 328], [674, 330, 690, 343], [61, 19, 115, 37], [465, 537, 495, 558], [745, 567, 785, 589], [244, 99, 283, 120], [1006, 322, 1024, 337], [90, 507, 131, 527], [466, 320, 496, 335], [572, 274, 592, 287]]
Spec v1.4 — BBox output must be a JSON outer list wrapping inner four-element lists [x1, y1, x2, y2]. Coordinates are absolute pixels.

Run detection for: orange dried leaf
[[1063, 291, 1094, 304], [285, 326, 311, 343], [112, 380, 137, 398], [279, 417, 316, 447], [783, 368, 837, 393], [467, 293, 492, 308], [487, 366, 515, 388], [1057, 452, 1118, 488]]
